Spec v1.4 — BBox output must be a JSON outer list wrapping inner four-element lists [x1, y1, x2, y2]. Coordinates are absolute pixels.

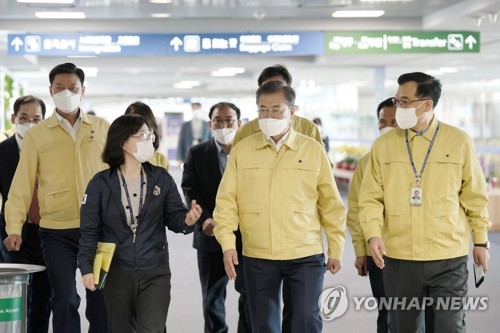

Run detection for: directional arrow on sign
[[170, 37, 183, 51], [465, 35, 477, 49], [11, 37, 23, 51]]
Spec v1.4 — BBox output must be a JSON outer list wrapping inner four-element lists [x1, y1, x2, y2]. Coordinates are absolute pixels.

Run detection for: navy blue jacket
[[78, 163, 193, 275]]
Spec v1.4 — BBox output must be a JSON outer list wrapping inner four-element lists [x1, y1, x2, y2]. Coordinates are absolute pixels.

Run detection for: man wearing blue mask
[[4, 63, 110, 333], [359, 72, 490, 332]]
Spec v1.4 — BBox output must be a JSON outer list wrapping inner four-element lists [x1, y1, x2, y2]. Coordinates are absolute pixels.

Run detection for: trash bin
[[0, 264, 45, 333]]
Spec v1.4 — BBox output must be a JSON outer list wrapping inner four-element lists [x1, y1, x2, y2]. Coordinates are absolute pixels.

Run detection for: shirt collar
[[408, 115, 439, 142], [213, 138, 227, 154], [15, 132, 23, 150], [54, 108, 83, 127], [256, 126, 299, 151]]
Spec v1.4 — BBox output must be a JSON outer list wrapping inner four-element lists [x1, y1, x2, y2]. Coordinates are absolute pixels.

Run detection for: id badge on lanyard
[[410, 187, 423, 206], [405, 121, 440, 207]]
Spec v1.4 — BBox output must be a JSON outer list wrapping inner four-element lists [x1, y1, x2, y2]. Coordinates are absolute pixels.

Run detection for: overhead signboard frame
[[7, 31, 480, 57]]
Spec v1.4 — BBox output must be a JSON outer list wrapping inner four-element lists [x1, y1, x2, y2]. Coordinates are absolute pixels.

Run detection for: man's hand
[[355, 256, 368, 276], [327, 258, 342, 274], [473, 246, 490, 273], [3, 234, 22, 251], [223, 249, 238, 280], [368, 237, 386, 269], [202, 218, 215, 237], [185, 200, 202, 226], [82, 273, 96, 291]]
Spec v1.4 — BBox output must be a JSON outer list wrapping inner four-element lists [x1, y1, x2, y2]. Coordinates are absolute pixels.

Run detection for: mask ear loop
[[414, 101, 429, 120]]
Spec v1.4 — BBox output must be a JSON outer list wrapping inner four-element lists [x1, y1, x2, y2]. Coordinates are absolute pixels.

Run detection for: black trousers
[[383, 256, 468, 333], [197, 249, 251, 333], [38, 228, 109, 333], [103, 266, 171, 333], [367, 256, 389, 333], [3, 223, 51, 333], [243, 254, 326, 333]]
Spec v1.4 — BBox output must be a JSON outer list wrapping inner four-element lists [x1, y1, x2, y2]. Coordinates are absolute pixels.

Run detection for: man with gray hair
[[214, 81, 346, 333]]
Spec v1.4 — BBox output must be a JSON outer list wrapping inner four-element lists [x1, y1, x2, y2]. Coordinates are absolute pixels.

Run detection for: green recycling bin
[[0, 264, 45, 333]]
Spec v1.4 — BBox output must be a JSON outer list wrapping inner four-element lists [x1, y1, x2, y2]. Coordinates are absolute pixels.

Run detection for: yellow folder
[[92, 242, 116, 289]]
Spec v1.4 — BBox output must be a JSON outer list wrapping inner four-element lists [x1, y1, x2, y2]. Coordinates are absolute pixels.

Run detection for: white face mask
[[15, 119, 34, 139], [395, 102, 425, 129], [132, 139, 155, 163], [52, 89, 81, 113], [213, 128, 236, 145], [379, 126, 395, 136], [259, 112, 290, 137], [259, 118, 289, 137]]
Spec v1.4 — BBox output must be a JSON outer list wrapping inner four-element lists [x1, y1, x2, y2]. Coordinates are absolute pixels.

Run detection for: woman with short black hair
[[78, 114, 202, 333]]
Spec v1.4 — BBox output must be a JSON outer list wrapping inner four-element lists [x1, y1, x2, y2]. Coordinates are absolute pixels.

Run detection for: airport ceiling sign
[[7, 32, 324, 56], [325, 31, 480, 54], [7, 31, 480, 56]]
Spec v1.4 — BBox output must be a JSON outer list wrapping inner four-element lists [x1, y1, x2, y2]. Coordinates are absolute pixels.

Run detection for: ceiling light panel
[[359, 0, 413, 2], [151, 13, 171, 18], [17, 0, 75, 3], [35, 11, 86, 19], [332, 10, 385, 18]]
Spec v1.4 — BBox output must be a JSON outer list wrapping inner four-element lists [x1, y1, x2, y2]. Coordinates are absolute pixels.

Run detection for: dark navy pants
[[197, 248, 251, 333], [39, 228, 109, 333], [243, 254, 326, 333]]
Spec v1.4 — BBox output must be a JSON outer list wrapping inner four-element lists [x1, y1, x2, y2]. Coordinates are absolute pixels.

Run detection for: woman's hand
[[185, 200, 202, 226], [82, 273, 96, 291]]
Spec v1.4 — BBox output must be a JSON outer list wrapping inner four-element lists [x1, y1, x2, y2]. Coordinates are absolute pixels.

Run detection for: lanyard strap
[[405, 121, 440, 186], [119, 168, 145, 239]]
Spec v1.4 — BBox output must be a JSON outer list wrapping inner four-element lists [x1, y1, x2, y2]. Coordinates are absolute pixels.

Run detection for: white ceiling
[[1, 0, 500, 102]]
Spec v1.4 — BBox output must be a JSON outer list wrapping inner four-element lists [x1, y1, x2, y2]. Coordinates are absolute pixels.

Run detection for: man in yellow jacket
[[214, 81, 346, 333], [359, 72, 490, 332], [232, 64, 323, 147], [4, 63, 110, 333], [346, 97, 396, 332]]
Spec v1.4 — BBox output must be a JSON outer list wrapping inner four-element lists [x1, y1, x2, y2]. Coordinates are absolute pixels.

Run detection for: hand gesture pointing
[[185, 200, 202, 226]]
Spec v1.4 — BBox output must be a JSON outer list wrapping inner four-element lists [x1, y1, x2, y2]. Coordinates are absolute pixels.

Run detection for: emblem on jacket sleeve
[[153, 186, 161, 196], [81, 194, 87, 205]]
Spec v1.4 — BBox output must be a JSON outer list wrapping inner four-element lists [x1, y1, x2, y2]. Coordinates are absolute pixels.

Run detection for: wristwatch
[[474, 241, 490, 249]]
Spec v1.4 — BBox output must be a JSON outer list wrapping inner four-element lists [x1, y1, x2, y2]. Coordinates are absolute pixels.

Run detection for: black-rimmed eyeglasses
[[392, 98, 431, 108]]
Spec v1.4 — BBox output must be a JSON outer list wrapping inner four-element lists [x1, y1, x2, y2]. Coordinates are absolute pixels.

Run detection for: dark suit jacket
[[177, 120, 211, 162], [0, 136, 23, 241], [182, 138, 228, 253]]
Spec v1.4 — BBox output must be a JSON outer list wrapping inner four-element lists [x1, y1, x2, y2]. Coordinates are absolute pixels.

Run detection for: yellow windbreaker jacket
[[359, 117, 490, 261], [6, 112, 109, 234], [214, 128, 346, 260]]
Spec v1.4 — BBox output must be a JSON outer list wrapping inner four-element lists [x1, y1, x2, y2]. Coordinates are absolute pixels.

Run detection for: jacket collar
[[407, 115, 439, 142], [108, 162, 160, 192], [106, 162, 160, 225]]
